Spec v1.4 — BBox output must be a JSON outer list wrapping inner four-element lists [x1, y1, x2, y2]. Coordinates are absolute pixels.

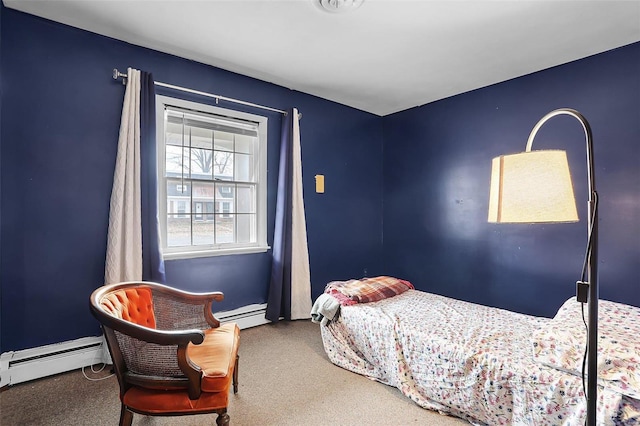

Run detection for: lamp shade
[[488, 150, 578, 223]]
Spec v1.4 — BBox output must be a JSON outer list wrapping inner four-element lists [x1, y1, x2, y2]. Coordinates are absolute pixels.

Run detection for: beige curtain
[[104, 68, 142, 284], [290, 109, 312, 319]]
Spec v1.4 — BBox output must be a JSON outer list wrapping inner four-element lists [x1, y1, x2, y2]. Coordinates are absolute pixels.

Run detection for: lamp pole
[[525, 108, 598, 425]]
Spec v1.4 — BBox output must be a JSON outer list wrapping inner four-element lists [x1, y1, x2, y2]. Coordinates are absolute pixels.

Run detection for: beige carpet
[[1, 320, 468, 425]]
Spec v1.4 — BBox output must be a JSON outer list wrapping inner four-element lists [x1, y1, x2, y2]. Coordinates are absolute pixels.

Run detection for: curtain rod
[[113, 68, 290, 116]]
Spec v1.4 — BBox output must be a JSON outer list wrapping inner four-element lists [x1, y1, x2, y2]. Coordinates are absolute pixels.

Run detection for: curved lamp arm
[[525, 108, 596, 205]]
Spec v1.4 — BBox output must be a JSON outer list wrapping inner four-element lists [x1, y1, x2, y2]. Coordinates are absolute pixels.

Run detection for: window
[[156, 95, 268, 259]]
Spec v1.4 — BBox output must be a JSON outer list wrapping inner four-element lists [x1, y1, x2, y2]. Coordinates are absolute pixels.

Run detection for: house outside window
[[156, 95, 269, 258]]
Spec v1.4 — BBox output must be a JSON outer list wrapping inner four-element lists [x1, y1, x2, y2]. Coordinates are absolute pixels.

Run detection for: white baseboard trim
[[0, 303, 270, 387], [0, 336, 108, 388], [215, 303, 270, 329]]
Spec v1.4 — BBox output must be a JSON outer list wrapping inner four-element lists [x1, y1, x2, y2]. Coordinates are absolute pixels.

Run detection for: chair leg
[[119, 404, 133, 426], [216, 409, 230, 426], [233, 354, 239, 394]]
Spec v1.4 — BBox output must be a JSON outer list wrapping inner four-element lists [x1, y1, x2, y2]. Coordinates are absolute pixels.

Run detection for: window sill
[[162, 245, 270, 261]]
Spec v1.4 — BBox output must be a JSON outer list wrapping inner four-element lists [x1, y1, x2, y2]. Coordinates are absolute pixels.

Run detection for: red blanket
[[325, 276, 414, 305]]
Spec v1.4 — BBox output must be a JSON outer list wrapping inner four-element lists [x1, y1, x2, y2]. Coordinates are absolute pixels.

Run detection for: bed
[[312, 277, 640, 425]]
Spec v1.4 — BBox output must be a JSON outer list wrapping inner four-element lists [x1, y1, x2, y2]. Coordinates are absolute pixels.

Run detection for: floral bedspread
[[532, 298, 640, 400], [320, 290, 640, 425]]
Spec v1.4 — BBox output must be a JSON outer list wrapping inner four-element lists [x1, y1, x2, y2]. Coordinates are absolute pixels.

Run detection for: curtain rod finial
[[113, 68, 127, 85]]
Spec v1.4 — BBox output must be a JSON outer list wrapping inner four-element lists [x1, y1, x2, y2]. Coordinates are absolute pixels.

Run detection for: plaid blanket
[[325, 276, 414, 305]]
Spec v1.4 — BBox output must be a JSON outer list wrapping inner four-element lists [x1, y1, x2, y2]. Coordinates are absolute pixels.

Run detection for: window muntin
[[156, 96, 268, 258]]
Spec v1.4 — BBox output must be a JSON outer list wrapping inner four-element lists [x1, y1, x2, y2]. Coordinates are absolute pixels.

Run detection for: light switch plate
[[315, 175, 325, 193]]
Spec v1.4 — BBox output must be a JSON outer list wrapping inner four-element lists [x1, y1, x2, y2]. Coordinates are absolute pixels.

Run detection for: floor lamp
[[488, 108, 598, 426]]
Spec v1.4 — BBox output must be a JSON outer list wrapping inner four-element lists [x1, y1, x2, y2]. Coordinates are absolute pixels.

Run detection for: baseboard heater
[[0, 303, 269, 388], [0, 336, 107, 388], [215, 303, 270, 330]]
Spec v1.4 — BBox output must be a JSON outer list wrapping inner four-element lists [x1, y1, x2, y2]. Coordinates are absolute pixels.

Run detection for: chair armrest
[[92, 310, 206, 346], [146, 281, 225, 303], [148, 282, 224, 329]]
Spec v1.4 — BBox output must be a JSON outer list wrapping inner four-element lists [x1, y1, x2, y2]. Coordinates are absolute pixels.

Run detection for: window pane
[[193, 216, 214, 246], [215, 183, 234, 214], [166, 145, 188, 176], [167, 198, 190, 217], [213, 151, 234, 180], [167, 214, 191, 247], [235, 153, 254, 182], [192, 182, 215, 199], [236, 184, 255, 213], [166, 121, 184, 147], [214, 131, 234, 152], [189, 126, 213, 150], [235, 134, 254, 154], [236, 214, 256, 244], [166, 179, 191, 217], [215, 214, 235, 244], [192, 182, 214, 221], [190, 148, 214, 179]]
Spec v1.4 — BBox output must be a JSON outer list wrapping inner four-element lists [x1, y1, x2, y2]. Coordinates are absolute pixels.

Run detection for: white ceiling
[[4, 0, 640, 116]]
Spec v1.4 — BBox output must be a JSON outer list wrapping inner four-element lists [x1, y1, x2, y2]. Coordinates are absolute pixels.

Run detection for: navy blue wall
[[0, 8, 383, 352], [382, 42, 640, 317], [1, 5, 637, 353]]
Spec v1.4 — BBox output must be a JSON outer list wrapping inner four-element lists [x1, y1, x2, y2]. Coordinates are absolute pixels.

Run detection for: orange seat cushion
[[188, 323, 240, 393]]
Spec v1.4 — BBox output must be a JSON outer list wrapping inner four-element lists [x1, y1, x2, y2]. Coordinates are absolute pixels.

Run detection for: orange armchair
[[90, 281, 239, 426]]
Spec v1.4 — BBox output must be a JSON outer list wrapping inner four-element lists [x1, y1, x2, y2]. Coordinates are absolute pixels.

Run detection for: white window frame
[[156, 95, 269, 259]]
